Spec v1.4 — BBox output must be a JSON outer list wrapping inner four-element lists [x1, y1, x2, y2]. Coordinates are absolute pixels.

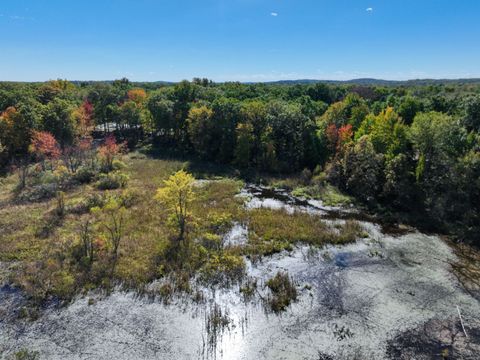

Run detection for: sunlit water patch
[[223, 222, 248, 247]]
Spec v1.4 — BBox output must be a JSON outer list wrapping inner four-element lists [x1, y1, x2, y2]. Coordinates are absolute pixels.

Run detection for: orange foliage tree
[[73, 100, 94, 137], [127, 88, 147, 106], [337, 124, 354, 151]]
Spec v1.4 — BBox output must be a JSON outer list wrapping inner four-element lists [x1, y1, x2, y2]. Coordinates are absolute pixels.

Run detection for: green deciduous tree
[[187, 105, 215, 158], [234, 123, 255, 168], [410, 112, 469, 227], [341, 136, 384, 203], [397, 96, 424, 124], [147, 92, 175, 139], [357, 107, 409, 159], [42, 98, 77, 146], [462, 94, 480, 132]]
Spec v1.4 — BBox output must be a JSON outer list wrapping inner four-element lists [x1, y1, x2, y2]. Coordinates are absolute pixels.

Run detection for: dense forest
[[1, 78, 479, 245]]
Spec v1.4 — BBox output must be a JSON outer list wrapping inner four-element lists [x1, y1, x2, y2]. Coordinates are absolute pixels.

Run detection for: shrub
[[158, 282, 174, 303], [313, 165, 323, 176], [13, 349, 40, 360], [50, 270, 76, 299], [37, 170, 57, 185], [53, 165, 70, 187], [118, 188, 140, 208], [206, 212, 233, 234], [266, 271, 297, 312], [112, 159, 127, 171], [239, 277, 257, 300], [200, 232, 223, 251], [36, 212, 63, 238], [300, 168, 313, 185], [73, 166, 96, 184], [201, 254, 245, 285], [336, 220, 364, 243], [98, 135, 124, 172], [55, 191, 66, 217], [95, 172, 129, 190], [16, 183, 58, 202], [86, 193, 107, 209], [71, 193, 107, 214]]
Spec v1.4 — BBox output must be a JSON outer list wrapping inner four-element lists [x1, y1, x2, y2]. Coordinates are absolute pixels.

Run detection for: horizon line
[[2, 77, 480, 84]]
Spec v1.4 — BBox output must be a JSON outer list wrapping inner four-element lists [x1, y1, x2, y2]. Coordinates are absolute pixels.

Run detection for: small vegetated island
[[0, 78, 479, 359]]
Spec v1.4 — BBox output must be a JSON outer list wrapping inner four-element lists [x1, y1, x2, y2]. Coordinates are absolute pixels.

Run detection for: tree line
[[0, 78, 479, 244]]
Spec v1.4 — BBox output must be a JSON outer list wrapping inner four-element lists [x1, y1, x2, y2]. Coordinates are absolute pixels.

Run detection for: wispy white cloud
[[219, 71, 305, 82], [271, 12, 278, 17], [366, 7, 373, 12], [10, 15, 35, 20]]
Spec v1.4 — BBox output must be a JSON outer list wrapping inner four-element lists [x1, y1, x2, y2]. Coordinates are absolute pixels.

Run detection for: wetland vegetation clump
[[200, 253, 246, 285], [95, 171, 129, 190], [246, 208, 365, 256], [266, 271, 298, 313], [336, 220, 366, 243], [273, 169, 353, 207], [205, 303, 231, 353], [240, 277, 258, 300], [11, 349, 40, 360]]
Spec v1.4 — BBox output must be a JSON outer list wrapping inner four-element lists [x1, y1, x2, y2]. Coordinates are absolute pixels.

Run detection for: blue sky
[[1, 0, 480, 82]]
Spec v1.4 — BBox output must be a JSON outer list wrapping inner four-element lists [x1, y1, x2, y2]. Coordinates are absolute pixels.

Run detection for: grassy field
[[0, 152, 365, 305]]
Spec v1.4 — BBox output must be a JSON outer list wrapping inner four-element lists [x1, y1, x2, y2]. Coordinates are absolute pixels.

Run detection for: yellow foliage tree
[[155, 170, 195, 241]]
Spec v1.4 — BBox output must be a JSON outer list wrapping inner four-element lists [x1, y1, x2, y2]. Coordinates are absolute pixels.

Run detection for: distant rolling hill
[[3, 78, 480, 87], [261, 78, 480, 86]]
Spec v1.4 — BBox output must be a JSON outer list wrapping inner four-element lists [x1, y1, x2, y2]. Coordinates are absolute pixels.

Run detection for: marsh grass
[[266, 173, 352, 207], [205, 303, 231, 355], [265, 271, 298, 313], [239, 276, 258, 301], [292, 184, 353, 206], [246, 208, 363, 256]]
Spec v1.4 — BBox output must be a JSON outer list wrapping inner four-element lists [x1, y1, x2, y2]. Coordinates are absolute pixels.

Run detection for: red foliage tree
[[30, 131, 61, 167], [82, 100, 94, 118], [97, 134, 125, 171]]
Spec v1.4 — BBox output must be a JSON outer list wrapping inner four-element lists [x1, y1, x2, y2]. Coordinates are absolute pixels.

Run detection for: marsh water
[[1, 185, 479, 359]]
